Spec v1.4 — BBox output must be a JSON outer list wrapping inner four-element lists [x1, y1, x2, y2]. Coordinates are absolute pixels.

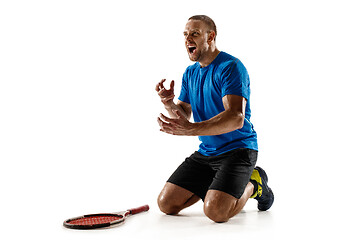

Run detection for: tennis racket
[[63, 205, 149, 229]]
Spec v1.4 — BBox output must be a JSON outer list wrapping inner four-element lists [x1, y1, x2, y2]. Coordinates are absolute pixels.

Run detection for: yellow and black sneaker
[[250, 166, 274, 211]]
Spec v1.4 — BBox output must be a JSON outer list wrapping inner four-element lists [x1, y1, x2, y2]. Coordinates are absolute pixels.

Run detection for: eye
[[192, 32, 199, 37]]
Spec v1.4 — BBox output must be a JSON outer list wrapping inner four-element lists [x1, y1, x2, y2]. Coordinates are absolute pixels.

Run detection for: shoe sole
[[255, 166, 274, 211]]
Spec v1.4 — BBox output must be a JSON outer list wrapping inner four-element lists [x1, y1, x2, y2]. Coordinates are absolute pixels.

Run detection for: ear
[[207, 30, 216, 43]]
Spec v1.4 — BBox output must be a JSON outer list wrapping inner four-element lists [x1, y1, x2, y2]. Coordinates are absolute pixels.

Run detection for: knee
[[203, 199, 230, 223], [157, 193, 180, 215]]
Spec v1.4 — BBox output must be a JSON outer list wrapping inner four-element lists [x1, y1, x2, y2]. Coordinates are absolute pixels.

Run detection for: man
[[155, 15, 274, 223]]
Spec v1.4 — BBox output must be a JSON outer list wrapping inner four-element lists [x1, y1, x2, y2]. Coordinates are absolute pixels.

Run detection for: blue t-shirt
[[179, 51, 258, 156]]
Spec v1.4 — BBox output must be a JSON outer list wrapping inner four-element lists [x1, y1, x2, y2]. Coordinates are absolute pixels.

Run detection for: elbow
[[237, 116, 245, 129], [229, 110, 245, 130]]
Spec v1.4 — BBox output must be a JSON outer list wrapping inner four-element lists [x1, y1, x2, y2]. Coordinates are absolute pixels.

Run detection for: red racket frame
[[63, 205, 149, 229]]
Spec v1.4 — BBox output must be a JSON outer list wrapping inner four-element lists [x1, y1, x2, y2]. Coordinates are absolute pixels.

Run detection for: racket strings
[[69, 215, 122, 225]]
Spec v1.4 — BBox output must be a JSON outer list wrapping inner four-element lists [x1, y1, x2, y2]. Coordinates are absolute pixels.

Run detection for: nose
[[185, 34, 192, 42]]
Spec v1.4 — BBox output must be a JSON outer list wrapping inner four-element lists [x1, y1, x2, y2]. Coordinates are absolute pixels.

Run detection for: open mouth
[[188, 46, 196, 54]]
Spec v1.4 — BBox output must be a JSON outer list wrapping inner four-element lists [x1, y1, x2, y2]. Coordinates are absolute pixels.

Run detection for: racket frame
[[63, 205, 149, 230], [63, 211, 128, 229]]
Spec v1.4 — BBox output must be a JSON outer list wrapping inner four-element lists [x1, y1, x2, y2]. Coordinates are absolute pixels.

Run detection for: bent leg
[[158, 182, 201, 215], [204, 182, 254, 223]]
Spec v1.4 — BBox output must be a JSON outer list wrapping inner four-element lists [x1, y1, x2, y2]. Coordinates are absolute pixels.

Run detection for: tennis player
[[156, 15, 274, 223]]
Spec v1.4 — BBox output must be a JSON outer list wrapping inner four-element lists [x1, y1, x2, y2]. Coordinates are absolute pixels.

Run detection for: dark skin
[[156, 19, 254, 223]]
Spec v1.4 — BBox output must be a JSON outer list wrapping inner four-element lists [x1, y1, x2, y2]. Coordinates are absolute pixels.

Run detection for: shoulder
[[184, 62, 199, 75], [213, 52, 248, 79], [218, 52, 247, 72]]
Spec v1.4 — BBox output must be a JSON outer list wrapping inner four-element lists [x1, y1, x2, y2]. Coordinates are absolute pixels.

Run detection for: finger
[[155, 79, 166, 91], [157, 117, 166, 129], [160, 128, 175, 135], [159, 113, 174, 123], [170, 80, 175, 90], [158, 118, 174, 134], [157, 116, 173, 128], [157, 88, 166, 96], [159, 79, 166, 89], [157, 116, 166, 126]]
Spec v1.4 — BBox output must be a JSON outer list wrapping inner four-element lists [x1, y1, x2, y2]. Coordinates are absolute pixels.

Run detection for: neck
[[199, 47, 220, 68]]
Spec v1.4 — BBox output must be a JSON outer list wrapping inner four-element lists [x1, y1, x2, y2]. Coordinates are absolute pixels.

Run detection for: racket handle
[[128, 205, 150, 215]]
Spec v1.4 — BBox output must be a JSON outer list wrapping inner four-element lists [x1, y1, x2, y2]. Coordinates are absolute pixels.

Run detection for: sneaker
[[250, 166, 274, 211]]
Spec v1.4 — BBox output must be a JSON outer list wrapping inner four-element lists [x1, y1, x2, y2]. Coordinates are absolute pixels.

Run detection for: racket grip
[[128, 205, 150, 215]]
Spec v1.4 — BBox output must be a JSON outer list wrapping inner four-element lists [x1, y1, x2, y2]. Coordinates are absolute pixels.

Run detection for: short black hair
[[188, 15, 217, 39]]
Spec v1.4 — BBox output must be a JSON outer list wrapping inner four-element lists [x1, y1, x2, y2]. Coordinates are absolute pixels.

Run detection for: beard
[[188, 48, 202, 62]]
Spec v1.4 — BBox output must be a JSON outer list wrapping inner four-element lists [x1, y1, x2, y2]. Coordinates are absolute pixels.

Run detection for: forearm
[[158, 108, 244, 136], [158, 95, 246, 137], [164, 102, 190, 120], [192, 110, 244, 136]]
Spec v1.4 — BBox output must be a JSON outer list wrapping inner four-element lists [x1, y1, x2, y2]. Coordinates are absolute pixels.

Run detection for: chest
[[188, 67, 222, 100]]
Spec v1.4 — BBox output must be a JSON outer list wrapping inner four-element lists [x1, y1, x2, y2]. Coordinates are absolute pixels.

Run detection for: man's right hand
[[155, 79, 175, 107]]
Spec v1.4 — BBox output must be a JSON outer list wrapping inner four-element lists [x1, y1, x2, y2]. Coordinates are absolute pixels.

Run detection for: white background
[[1, 0, 359, 239]]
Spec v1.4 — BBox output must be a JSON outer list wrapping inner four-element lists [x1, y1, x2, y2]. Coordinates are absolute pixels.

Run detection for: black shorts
[[167, 148, 258, 201]]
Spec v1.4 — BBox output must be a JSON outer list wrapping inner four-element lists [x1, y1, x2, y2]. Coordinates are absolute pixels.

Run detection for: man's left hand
[[157, 110, 197, 136]]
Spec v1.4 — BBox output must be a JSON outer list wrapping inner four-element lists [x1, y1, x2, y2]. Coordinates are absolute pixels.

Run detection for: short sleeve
[[221, 59, 250, 100], [178, 69, 190, 104]]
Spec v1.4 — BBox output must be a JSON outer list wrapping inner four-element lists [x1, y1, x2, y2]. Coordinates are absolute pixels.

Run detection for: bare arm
[[163, 100, 191, 120], [158, 94, 246, 136], [155, 79, 192, 120]]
